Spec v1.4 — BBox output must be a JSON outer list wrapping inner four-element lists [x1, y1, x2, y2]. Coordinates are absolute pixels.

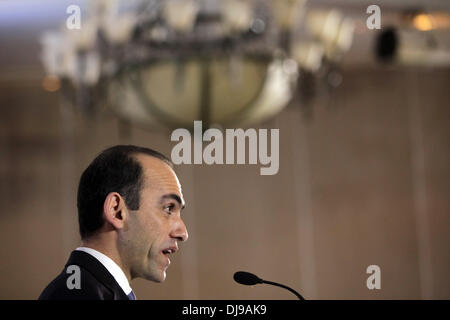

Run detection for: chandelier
[[41, 0, 355, 130]]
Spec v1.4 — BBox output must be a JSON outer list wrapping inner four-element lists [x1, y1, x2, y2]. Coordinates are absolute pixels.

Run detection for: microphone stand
[[261, 279, 305, 300], [233, 271, 306, 300]]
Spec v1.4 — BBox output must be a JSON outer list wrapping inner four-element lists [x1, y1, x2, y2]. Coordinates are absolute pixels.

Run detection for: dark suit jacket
[[38, 250, 130, 300]]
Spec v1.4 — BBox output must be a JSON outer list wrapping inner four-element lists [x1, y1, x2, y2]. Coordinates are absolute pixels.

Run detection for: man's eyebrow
[[161, 194, 185, 209]]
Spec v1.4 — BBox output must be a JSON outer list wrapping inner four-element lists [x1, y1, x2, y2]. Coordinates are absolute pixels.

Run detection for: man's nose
[[171, 217, 188, 242]]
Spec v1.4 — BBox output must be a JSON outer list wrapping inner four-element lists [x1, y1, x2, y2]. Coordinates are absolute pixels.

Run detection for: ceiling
[[1, 0, 449, 29], [0, 0, 449, 78], [313, 0, 450, 11]]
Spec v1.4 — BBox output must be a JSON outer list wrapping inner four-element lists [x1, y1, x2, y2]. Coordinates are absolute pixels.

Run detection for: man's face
[[120, 155, 188, 282]]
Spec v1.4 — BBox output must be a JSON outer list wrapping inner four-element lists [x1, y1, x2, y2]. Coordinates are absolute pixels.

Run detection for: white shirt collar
[[75, 247, 133, 296]]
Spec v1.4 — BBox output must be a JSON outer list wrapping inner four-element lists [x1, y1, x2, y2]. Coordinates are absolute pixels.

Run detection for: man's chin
[[143, 270, 166, 283], [158, 271, 167, 282]]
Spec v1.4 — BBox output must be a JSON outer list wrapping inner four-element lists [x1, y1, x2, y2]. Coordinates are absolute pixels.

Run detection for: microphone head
[[233, 271, 263, 286]]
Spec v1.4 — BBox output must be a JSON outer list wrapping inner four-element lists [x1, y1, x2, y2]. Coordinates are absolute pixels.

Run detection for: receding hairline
[[131, 152, 177, 187], [130, 151, 173, 170]]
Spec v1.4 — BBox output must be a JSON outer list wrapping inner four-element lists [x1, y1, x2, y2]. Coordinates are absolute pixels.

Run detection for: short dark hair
[[77, 145, 172, 239]]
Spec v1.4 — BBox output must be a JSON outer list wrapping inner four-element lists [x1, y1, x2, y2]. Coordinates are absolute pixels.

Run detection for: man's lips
[[161, 245, 178, 255], [161, 253, 170, 267], [161, 245, 178, 266]]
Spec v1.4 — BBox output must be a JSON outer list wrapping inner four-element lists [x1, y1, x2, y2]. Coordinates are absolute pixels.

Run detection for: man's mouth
[[162, 244, 178, 255], [162, 248, 175, 255], [161, 246, 178, 266]]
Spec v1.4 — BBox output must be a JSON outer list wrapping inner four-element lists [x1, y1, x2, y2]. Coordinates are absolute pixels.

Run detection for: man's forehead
[[135, 154, 184, 199]]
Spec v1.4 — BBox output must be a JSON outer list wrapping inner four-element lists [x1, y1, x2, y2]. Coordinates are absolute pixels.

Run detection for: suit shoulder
[[38, 264, 114, 300]]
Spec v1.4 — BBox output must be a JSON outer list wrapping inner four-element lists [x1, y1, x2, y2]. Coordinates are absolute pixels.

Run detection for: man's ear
[[103, 192, 128, 231]]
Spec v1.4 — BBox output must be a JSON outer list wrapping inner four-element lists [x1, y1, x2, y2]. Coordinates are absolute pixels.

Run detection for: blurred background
[[0, 0, 449, 299]]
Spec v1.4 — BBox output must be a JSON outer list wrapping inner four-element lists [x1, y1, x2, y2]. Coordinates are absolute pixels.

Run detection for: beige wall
[[0, 67, 449, 299]]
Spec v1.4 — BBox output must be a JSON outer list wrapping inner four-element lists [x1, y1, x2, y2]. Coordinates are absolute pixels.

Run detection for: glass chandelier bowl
[[107, 55, 297, 130]]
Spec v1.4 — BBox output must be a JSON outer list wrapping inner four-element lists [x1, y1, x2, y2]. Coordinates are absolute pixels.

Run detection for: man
[[39, 145, 188, 300]]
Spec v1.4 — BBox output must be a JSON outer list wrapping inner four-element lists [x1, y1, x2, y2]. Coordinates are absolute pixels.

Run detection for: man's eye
[[164, 204, 175, 214]]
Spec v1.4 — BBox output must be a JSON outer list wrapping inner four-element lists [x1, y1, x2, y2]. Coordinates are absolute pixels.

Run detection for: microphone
[[233, 271, 305, 300]]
